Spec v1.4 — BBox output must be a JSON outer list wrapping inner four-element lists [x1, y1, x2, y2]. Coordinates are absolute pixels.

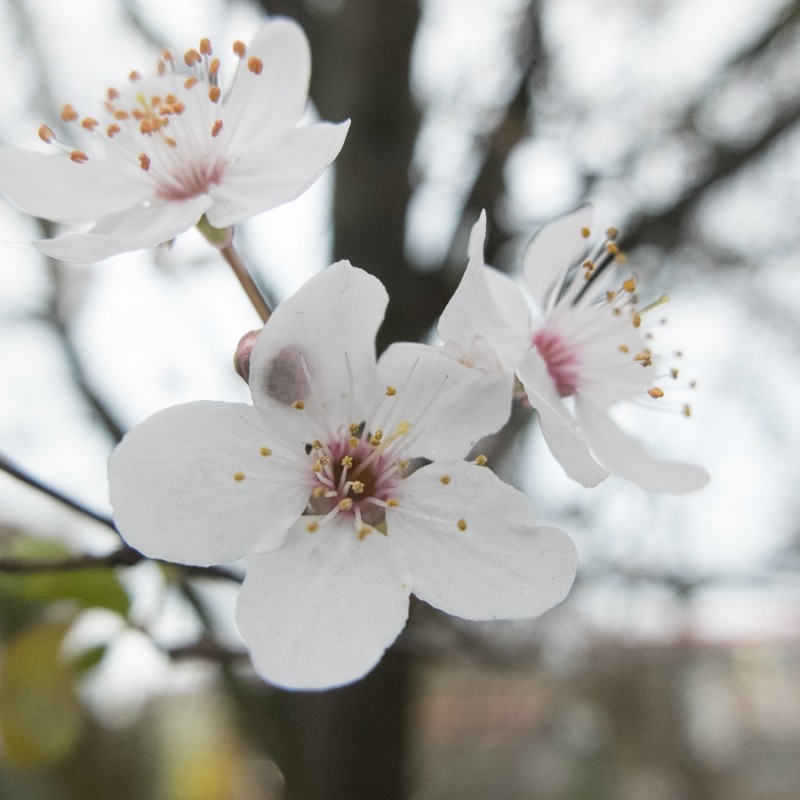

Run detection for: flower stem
[[219, 241, 272, 323]]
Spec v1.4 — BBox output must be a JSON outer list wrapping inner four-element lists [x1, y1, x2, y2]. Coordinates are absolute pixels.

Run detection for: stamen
[[233, 41, 246, 57], [581, 227, 591, 238], [292, 401, 305, 410], [211, 119, 223, 137], [386, 386, 397, 396], [473, 454, 488, 466], [622, 278, 637, 293], [247, 56, 263, 75], [38, 125, 54, 143], [209, 58, 221, 76], [386, 498, 399, 507], [199, 38, 212, 55], [138, 153, 151, 171], [208, 86, 221, 103], [233, 471, 245, 481], [307, 521, 319, 532], [129, 70, 141, 82], [184, 49, 202, 67], [184, 76, 199, 90], [81, 117, 99, 131], [457, 518, 467, 532], [648, 387, 664, 399], [260, 447, 272, 456], [61, 104, 79, 122], [439, 475, 451, 485], [69, 150, 88, 163], [339, 498, 353, 511]]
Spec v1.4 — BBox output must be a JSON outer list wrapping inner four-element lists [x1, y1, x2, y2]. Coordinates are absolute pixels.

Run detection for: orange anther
[[114, 109, 130, 120], [208, 86, 221, 103], [648, 387, 664, 399], [81, 117, 99, 131], [129, 70, 141, 81], [211, 119, 223, 137], [106, 123, 121, 138], [184, 48, 201, 66], [172, 102, 185, 115], [107, 87, 120, 101], [138, 153, 151, 171], [199, 38, 212, 55], [581, 226, 591, 238], [184, 76, 199, 90], [209, 57, 220, 75], [61, 104, 79, 122], [162, 48, 173, 62], [38, 124, 54, 143], [69, 149, 88, 163], [247, 56, 263, 75], [164, 136, 177, 147], [233, 40, 246, 57]]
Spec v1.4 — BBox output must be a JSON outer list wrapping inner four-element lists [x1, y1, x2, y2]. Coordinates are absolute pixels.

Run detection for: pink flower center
[[155, 160, 225, 201], [532, 328, 580, 397]]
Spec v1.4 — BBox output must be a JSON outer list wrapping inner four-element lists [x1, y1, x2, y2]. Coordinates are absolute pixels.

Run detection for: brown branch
[[0, 546, 142, 574]]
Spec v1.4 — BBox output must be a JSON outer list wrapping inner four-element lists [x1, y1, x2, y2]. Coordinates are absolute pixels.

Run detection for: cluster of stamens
[[36, 35, 266, 200]]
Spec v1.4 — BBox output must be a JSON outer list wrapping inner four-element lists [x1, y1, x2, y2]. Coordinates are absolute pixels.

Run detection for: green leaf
[[0, 539, 130, 617], [0, 620, 83, 766]]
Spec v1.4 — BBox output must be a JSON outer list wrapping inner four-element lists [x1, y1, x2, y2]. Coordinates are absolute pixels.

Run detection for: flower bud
[[234, 328, 261, 383]]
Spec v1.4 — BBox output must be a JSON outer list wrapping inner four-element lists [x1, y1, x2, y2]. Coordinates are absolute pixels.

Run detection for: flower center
[[532, 328, 580, 397], [304, 422, 405, 538]]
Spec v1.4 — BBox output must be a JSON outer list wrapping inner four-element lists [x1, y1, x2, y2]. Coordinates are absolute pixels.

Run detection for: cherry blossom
[[109, 263, 577, 689], [439, 209, 709, 493], [0, 19, 349, 262]]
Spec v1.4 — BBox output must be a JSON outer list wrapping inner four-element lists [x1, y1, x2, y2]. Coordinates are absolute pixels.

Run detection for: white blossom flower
[[0, 19, 349, 262], [109, 263, 577, 690], [439, 209, 709, 493]]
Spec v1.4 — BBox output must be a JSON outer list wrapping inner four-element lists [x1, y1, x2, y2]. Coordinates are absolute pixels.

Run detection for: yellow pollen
[[211, 119, 223, 137], [341, 455, 353, 468], [339, 498, 353, 511], [184, 76, 199, 90], [69, 150, 88, 163], [184, 49, 201, 66], [396, 421, 411, 435], [386, 386, 397, 396], [233, 471, 245, 481], [670, 368, 680, 379], [311, 440, 322, 450], [351, 481, 365, 494], [648, 387, 665, 399], [260, 446, 272, 457], [386, 498, 399, 507], [606, 242, 619, 256], [457, 518, 468, 532], [208, 86, 221, 103], [129, 70, 141, 82], [199, 38, 212, 55], [581, 226, 591, 238], [81, 117, 99, 131], [618, 345, 629, 354], [209, 57, 221, 76], [398, 460, 409, 471], [312, 486, 325, 498], [349, 422, 360, 434], [370, 430, 383, 445], [607, 226, 619, 239], [313, 459, 324, 473], [61, 104, 79, 122], [247, 56, 264, 75], [439, 475, 451, 485], [138, 153, 150, 171], [38, 125, 54, 143], [307, 521, 319, 533], [233, 40, 246, 57], [623, 278, 637, 293], [474, 454, 488, 466], [357, 526, 372, 540], [632, 313, 642, 328], [349, 436, 359, 448], [683, 404, 692, 418], [292, 401, 305, 409]]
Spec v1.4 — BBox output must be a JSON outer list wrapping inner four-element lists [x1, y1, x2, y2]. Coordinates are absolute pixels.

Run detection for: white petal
[[249, 262, 386, 424], [577, 399, 710, 494], [223, 19, 312, 149], [0, 149, 149, 223], [523, 205, 594, 313], [237, 521, 410, 690], [109, 402, 310, 566], [376, 342, 512, 460], [206, 121, 349, 228], [438, 212, 530, 368], [388, 461, 577, 620], [517, 350, 609, 487], [34, 195, 212, 263]]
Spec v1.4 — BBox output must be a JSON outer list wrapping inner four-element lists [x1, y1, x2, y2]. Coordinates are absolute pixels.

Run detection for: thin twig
[[0, 546, 142, 574], [220, 242, 272, 323], [0, 451, 116, 529]]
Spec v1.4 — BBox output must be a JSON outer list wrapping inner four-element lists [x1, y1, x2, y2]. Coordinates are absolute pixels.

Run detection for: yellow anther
[[292, 400, 305, 410], [632, 313, 642, 328], [474, 454, 488, 466], [208, 86, 221, 103], [357, 525, 372, 540], [138, 153, 151, 171], [370, 430, 383, 446], [233, 471, 245, 481], [209, 57, 221, 76], [439, 475, 451, 485], [211, 119, 223, 137], [313, 458, 324, 473], [129, 70, 141, 81], [81, 117, 99, 131], [606, 226, 619, 240], [184, 76, 199, 90], [312, 486, 326, 498], [580, 227, 591, 238], [184, 49, 201, 66], [457, 518, 467, 532], [339, 498, 353, 511], [614, 251, 628, 263], [38, 125, 54, 143], [351, 481, 365, 494], [386, 386, 397, 396], [307, 520, 319, 533], [396, 421, 411, 435], [320, 456, 330, 466], [648, 387, 665, 399], [233, 40, 246, 57], [346, 436, 356, 448], [386, 498, 399, 507], [670, 368, 680, 380], [683, 404, 692, 418], [606, 290, 616, 302], [349, 422, 360, 434], [69, 150, 88, 163], [618, 345, 629, 354], [199, 38, 212, 55], [311, 440, 322, 450], [606, 242, 619, 256], [398, 460, 410, 471], [260, 446, 272, 457], [247, 56, 264, 75], [622, 278, 637, 293], [582, 259, 594, 271], [341, 455, 354, 468], [61, 104, 79, 122]]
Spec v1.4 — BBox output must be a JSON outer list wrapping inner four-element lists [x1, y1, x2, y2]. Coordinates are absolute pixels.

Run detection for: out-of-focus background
[[0, 0, 799, 798]]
